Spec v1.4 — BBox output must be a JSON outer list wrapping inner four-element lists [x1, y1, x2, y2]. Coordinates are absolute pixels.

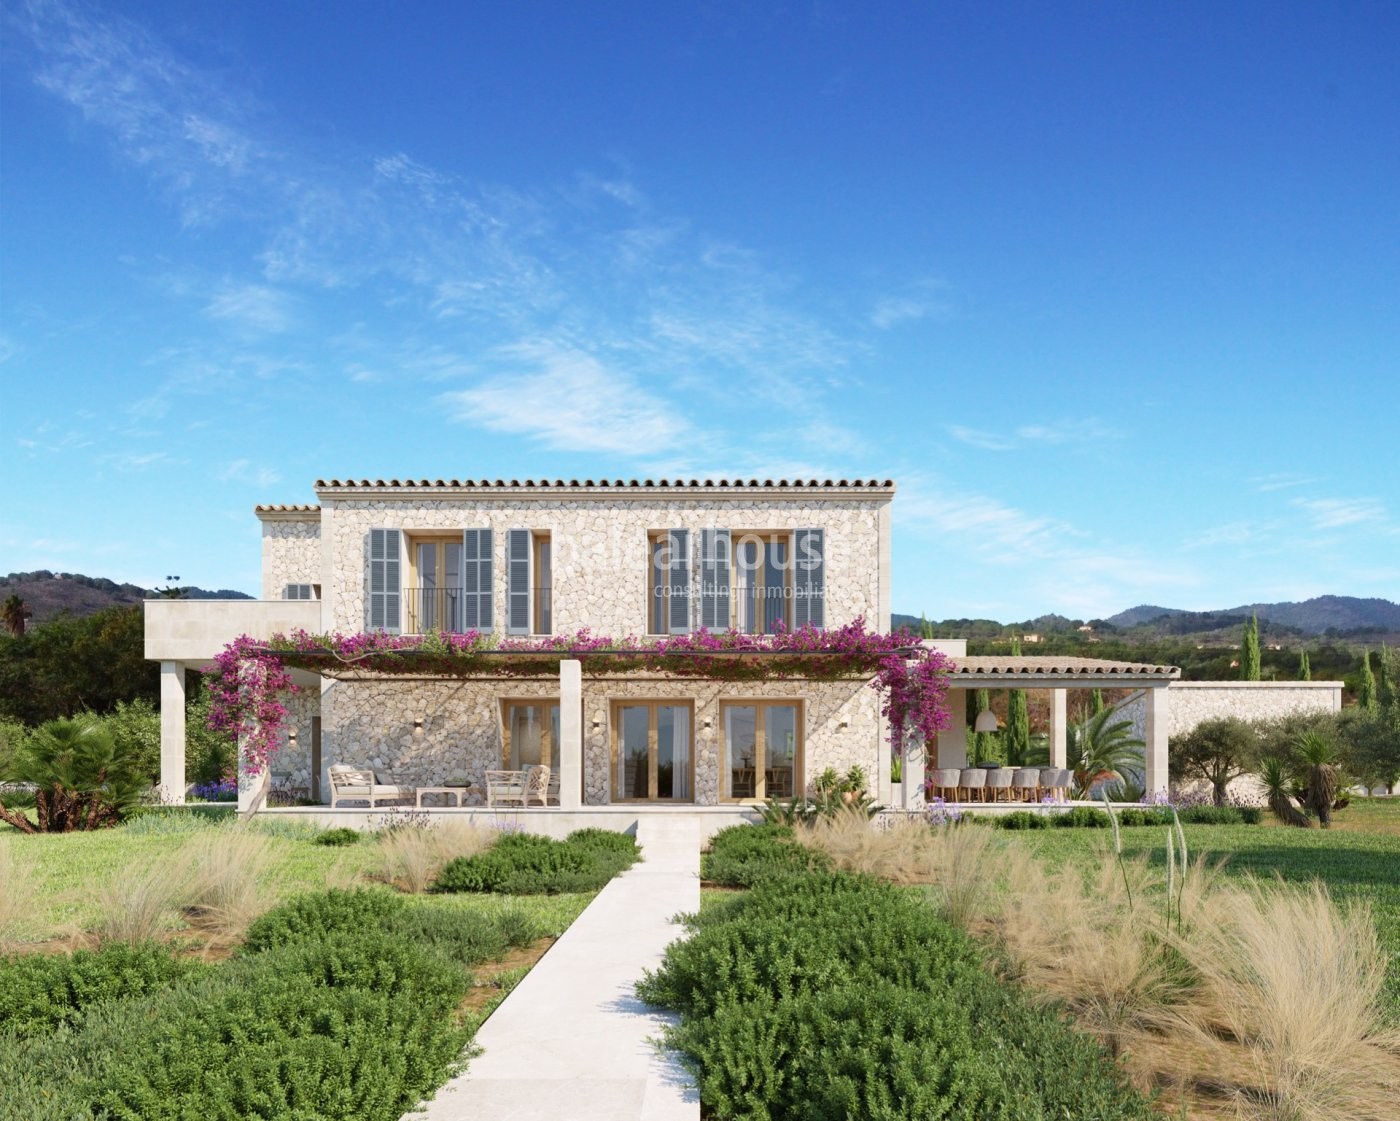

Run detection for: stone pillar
[[901, 731, 926, 809], [1144, 685, 1171, 796], [159, 662, 187, 804], [559, 659, 583, 810], [1049, 688, 1067, 768], [936, 689, 969, 770]]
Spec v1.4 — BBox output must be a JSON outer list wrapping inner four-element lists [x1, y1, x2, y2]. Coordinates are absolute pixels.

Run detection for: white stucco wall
[[318, 496, 887, 637]]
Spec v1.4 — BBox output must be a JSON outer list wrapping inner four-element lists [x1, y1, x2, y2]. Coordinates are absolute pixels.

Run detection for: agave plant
[[0, 717, 148, 833], [1259, 755, 1311, 828], [1294, 729, 1340, 828], [1068, 708, 1146, 798]]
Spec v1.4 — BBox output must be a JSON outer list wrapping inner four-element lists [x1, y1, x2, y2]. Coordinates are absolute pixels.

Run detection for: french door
[[611, 702, 693, 802]]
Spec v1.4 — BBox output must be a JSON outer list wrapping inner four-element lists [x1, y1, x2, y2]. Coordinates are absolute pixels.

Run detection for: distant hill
[[2, 571, 252, 626]]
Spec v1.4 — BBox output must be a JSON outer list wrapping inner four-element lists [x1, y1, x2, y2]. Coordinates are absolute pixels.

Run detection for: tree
[[1377, 645, 1397, 712], [1259, 755, 1311, 827], [1, 595, 29, 637], [0, 716, 148, 832], [1068, 708, 1146, 797], [1004, 638, 1031, 766], [1241, 612, 1261, 681], [1298, 648, 1311, 681], [969, 688, 995, 765], [1357, 648, 1377, 711], [1339, 708, 1400, 795], [1090, 688, 1106, 716], [1169, 717, 1260, 806], [1295, 730, 1340, 828]]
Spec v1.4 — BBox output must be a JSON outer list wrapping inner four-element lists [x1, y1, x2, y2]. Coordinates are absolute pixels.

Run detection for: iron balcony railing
[[406, 587, 552, 635]]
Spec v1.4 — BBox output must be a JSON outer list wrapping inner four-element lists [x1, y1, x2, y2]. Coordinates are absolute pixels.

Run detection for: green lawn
[[1012, 798, 1400, 1013]]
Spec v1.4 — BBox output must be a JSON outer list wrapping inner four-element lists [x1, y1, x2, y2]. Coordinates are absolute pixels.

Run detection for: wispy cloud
[[1252, 472, 1317, 493], [100, 450, 173, 471], [1293, 496, 1387, 529], [946, 419, 1118, 452], [219, 459, 281, 487], [203, 284, 295, 334], [870, 280, 952, 329], [440, 342, 689, 454]]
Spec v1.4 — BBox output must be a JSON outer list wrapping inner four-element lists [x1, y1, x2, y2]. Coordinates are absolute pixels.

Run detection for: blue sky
[[3, 0, 1397, 622]]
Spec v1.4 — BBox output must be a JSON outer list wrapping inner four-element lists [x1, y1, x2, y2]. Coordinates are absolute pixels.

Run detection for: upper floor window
[[647, 527, 824, 635], [282, 583, 320, 600]]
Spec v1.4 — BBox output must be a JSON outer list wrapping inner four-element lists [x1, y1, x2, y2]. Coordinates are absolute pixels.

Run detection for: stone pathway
[[408, 818, 701, 1121]]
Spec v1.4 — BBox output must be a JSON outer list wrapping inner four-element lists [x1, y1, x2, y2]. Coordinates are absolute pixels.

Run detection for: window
[[283, 583, 319, 600], [534, 533, 552, 634], [721, 701, 801, 801], [408, 535, 463, 633], [648, 527, 826, 635], [507, 528, 553, 635], [611, 701, 693, 801]]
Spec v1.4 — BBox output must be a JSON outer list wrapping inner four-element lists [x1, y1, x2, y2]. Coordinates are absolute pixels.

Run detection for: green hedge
[[0, 889, 545, 1121], [993, 805, 1261, 830], [700, 824, 831, 887], [639, 865, 1156, 1120], [433, 829, 640, 895]]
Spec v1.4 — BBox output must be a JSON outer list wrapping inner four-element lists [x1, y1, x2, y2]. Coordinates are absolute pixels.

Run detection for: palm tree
[[0, 717, 147, 833], [1259, 755, 1311, 828], [1294, 730, 1340, 828], [1068, 708, 1146, 798], [1, 594, 29, 637]]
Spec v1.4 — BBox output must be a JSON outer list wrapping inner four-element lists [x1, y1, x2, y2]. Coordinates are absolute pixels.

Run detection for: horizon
[[4, 2, 1397, 620]]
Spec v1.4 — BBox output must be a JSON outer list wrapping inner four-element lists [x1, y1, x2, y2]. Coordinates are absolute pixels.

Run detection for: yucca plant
[[1259, 755, 1312, 828], [1294, 730, 1340, 828]]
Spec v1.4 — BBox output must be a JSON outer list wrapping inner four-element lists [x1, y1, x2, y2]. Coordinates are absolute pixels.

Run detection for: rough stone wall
[[1115, 681, 1343, 741], [266, 686, 322, 795], [321, 497, 883, 635], [320, 674, 879, 806], [260, 518, 322, 600]]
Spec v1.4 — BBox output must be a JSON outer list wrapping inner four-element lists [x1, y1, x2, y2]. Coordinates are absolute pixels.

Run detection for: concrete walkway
[[410, 818, 701, 1121]]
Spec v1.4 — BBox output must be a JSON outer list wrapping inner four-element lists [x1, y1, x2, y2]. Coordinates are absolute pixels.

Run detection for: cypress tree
[[1090, 688, 1106, 716], [1298, 648, 1311, 681], [1357, 648, 1377, 711], [1242, 613, 1261, 681], [1377, 645, 1397, 712], [1005, 638, 1030, 766], [970, 688, 994, 765]]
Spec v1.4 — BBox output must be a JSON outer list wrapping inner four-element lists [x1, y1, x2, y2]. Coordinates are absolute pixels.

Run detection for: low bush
[[701, 824, 830, 887], [997, 810, 1051, 830], [433, 829, 638, 895], [639, 869, 1156, 1120], [242, 887, 404, 952], [315, 826, 364, 846], [1052, 806, 1112, 829], [1177, 803, 1261, 826], [0, 941, 199, 1039]]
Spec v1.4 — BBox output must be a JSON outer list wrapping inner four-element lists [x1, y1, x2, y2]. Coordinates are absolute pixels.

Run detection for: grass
[[1013, 800, 1400, 1013]]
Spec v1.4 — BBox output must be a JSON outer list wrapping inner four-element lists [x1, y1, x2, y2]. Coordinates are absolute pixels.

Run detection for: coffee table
[[416, 785, 479, 808]]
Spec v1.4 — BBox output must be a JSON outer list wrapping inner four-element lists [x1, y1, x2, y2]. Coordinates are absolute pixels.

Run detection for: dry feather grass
[[1169, 878, 1400, 1121], [92, 860, 184, 944], [378, 820, 494, 893], [0, 840, 35, 948], [175, 829, 276, 943], [797, 810, 1004, 933]]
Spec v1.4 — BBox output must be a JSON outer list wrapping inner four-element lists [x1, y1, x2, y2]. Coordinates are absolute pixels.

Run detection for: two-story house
[[146, 478, 899, 809]]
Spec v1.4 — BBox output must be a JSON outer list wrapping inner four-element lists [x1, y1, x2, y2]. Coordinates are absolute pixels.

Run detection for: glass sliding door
[[503, 702, 560, 769], [721, 701, 802, 801], [612, 702, 694, 802]]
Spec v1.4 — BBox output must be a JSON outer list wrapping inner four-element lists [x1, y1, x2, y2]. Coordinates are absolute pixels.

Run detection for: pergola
[[900, 654, 1182, 805]]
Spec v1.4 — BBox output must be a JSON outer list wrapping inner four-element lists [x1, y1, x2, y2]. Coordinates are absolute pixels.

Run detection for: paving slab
[[408, 818, 701, 1121]]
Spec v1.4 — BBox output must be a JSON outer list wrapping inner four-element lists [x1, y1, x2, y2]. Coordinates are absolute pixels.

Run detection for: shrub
[[242, 887, 404, 952], [1052, 806, 1112, 829], [0, 717, 148, 832], [639, 870, 1156, 1120], [315, 826, 364, 846], [378, 821, 494, 893], [0, 941, 197, 1038], [997, 810, 1049, 830], [433, 830, 638, 895], [701, 824, 830, 887], [566, 827, 641, 861], [1176, 804, 1255, 826]]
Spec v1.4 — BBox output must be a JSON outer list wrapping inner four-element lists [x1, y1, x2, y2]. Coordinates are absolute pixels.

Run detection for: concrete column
[[936, 689, 969, 770], [901, 731, 926, 809], [559, 659, 583, 810], [1049, 688, 1067, 768], [1144, 685, 1171, 796], [237, 761, 269, 816], [159, 661, 187, 804]]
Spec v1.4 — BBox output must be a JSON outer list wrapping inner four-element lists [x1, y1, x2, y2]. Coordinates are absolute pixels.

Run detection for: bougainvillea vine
[[209, 619, 953, 774]]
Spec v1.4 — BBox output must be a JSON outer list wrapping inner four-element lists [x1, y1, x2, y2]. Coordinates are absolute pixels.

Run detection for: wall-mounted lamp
[[837, 719, 849, 731], [288, 727, 298, 743], [702, 718, 713, 730], [413, 718, 424, 735], [974, 709, 1000, 734]]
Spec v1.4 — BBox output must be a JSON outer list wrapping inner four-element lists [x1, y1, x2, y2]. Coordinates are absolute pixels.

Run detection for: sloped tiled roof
[[254, 504, 321, 514], [314, 477, 894, 490], [950, 656, 1180, 681]]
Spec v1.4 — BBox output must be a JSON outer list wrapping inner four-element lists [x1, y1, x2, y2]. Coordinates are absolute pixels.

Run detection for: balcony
[[406, 587, 553, 635]]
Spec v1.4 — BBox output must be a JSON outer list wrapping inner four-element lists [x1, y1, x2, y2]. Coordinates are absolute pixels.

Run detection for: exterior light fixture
[[974, 709, 999, 734]]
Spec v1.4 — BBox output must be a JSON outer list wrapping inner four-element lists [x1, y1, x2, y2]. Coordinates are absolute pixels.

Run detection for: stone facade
[[312, 673, 880, 806], [1114, 681, 1343, 742], [259, 515, 322, 601]]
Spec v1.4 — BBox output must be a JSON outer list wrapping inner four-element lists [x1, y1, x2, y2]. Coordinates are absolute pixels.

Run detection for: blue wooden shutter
[[462, 528, 494, 631], [367, 529, 402, 633], [699, 528, 731, 629], [507, 528, 531, 634], [794, 528, 825, 629], [667, 529, 691, 634]]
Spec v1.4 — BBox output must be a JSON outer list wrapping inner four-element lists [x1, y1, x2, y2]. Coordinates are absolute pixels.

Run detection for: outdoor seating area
[[327, 764, 416, 808], [926, 765, 1072, 803]]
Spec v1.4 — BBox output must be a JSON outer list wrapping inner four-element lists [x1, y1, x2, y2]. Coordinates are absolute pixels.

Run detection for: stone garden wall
[[1115, 680, 1343, 741]]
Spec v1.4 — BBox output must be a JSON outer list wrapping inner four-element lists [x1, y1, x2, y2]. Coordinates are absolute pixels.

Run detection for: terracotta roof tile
[[950, 656, 1180, 680], [313, 477, 895, 490]]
